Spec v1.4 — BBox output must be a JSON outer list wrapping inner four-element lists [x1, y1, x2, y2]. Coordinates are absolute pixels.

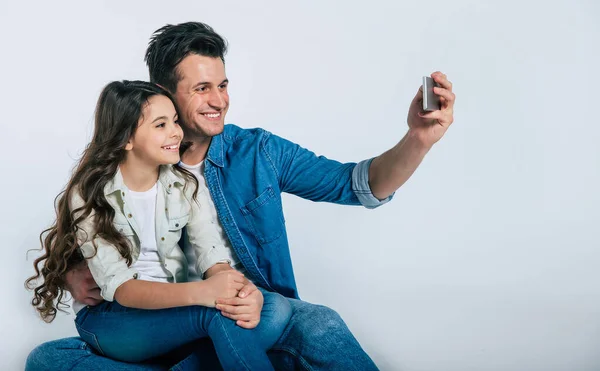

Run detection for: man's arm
[[367, 131, 431, 200], [369, 71, 455, 199], [262, 72, 454, 207], [65, 261, 103, 305]]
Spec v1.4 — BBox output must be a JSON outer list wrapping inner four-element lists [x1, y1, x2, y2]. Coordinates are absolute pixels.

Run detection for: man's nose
[[208, 89, 226, 109]]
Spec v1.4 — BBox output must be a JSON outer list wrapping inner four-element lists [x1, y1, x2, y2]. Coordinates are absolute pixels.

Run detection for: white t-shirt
[[72, 182, 172, 314], [128, 182, 171, 283], [178, 160, 242, 281]]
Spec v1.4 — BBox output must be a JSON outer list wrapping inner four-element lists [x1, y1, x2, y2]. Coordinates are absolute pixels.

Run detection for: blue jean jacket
[[193, 124, 393, 299]]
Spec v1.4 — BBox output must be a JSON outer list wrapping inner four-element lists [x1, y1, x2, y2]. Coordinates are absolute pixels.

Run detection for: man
[[26, 22, 455, 370]]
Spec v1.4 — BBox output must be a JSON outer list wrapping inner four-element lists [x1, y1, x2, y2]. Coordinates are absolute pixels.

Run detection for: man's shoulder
[[222, 123, 271, 145], [222, 124, 301, 149], [223, 124, 270, 142]]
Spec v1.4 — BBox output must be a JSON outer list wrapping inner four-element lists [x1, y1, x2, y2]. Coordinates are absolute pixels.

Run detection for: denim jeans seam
[[270, 345, 313, 371], [74, 323, 105, 357], [213, 312, 251, 371], [69, 349, 99, 371], [168, 360, 185, 371]]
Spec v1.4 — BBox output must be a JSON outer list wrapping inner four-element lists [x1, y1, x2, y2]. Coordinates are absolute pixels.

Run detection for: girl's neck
[[119, 158, 159, 192]]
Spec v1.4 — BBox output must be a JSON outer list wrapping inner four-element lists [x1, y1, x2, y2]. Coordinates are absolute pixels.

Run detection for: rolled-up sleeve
[[80, 239, 138, 302], [352, 158, 394, 209], [195, 247, 232, 275], [186, 197, 234, 276], [71, 191, 138, 302]]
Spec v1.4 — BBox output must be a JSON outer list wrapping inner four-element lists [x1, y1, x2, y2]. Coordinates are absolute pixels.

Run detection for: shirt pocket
[[240, 186, 285, 245], [113, 221, 135, 236], [112, 221, 137, 257], [164, 214, 189, 256], [168, 214, 189, 232]]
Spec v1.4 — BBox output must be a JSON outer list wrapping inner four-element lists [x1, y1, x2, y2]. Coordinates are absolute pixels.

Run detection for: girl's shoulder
[[159, 164, 197, 197], [159, 164, 185, 184]]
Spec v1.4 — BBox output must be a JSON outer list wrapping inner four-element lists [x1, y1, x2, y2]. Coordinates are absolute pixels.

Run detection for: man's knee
[[287, 301, 350, 342], [304, 304, 346, 335], [25, 337, 88, 371]]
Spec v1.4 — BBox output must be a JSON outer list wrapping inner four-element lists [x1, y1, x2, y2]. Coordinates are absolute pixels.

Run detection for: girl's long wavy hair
[[25, 80, 198, 322]]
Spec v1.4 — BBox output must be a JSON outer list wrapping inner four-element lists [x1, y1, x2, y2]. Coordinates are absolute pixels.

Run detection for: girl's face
[[125, 95, 183, 167]]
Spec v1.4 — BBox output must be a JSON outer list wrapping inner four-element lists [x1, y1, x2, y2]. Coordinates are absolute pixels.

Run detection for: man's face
[[173, 54, 229, 139]]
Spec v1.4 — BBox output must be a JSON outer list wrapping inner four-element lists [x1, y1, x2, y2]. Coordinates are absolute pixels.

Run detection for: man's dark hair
[[145, 22, 228, 93]]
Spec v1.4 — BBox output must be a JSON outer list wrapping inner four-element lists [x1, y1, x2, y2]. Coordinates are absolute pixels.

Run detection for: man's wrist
[[405, 128, 435, 152]]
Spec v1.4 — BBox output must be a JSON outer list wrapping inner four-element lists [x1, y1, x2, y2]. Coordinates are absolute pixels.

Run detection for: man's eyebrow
[[191, 79, 229, 89]]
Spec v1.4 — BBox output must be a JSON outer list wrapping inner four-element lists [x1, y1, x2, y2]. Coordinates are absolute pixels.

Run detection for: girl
[[26, 80, 291, 370]]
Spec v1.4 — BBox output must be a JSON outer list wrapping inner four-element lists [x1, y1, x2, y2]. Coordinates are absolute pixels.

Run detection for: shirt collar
[[104, 164, 185, 196], [205, 133, 224, 168]]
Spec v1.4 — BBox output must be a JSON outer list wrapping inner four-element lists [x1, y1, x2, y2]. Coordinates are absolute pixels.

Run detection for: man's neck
[[181, 136, 212, 166], [119, 159, 159, 192]]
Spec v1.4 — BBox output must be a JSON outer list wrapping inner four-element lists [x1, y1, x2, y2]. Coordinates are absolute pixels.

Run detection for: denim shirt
[[72, 165, 231, 302], [194, 124, 393, 299]]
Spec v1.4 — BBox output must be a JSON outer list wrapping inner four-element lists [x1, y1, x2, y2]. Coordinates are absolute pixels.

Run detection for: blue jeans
[[73, 290, 290, 370], [26, 298, 379, 370]]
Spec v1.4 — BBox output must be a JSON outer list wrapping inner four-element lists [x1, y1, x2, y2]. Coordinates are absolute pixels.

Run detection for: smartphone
[[422, 76, 441, 112]]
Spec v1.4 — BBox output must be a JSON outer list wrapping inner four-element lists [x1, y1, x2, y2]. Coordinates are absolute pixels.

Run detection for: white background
[[1, 1, 599, 370]]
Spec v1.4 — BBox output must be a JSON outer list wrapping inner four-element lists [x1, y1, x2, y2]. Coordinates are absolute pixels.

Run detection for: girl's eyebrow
[[151, 116, 168, 123]]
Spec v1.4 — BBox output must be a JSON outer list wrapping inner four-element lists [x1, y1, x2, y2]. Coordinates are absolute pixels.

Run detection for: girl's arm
[[72, 191, 244, 309], [186, 196, 236, 276], [114, 270, 246, 309]]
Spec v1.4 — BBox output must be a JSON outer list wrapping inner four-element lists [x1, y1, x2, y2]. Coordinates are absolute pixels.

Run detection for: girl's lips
[[161, 144, 180, 151]]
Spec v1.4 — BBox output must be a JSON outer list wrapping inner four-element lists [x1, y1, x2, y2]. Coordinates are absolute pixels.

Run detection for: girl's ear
[[125, 141, 133, 151]]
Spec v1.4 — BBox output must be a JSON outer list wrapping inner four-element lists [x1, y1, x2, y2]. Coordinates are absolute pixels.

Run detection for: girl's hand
[[203, 269, 246, 305]]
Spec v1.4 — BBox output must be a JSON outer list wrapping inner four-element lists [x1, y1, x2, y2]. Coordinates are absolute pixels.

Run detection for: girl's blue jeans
[[74, 289, 291, 371]]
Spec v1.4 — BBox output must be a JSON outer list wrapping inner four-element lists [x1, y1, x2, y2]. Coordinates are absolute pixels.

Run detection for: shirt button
[[128, 213, 132, 218], [122, 192, 125, 196], [161, 237, 165, 241], [175, 223, 179, 227]]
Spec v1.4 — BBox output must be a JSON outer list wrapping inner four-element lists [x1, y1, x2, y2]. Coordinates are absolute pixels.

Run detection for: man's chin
[[198, 121, 225, 137]]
